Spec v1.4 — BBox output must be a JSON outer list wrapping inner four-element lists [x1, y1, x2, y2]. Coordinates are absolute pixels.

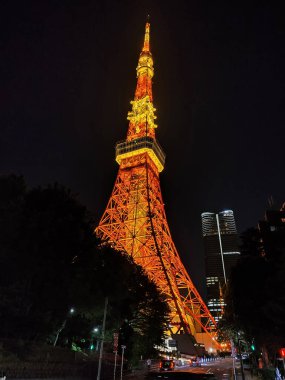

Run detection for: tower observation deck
[[95, 22, 218, 352]]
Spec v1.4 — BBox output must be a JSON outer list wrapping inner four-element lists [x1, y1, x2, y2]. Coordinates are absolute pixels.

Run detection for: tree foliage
[[220, 224, 285, 363], [0, 175, 170, 363]]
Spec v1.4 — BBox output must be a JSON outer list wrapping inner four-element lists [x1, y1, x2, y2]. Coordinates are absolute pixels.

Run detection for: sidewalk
[[235, 368, 260, 380], [125, 368, 147, 380]]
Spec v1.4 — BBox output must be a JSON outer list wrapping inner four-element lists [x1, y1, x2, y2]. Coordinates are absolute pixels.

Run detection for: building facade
[[258, 202, 285, 259], [201, 210, 241, 323]]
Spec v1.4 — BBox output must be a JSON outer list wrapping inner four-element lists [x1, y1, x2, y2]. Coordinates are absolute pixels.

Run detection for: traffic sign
[[113, 332, 119, 351]]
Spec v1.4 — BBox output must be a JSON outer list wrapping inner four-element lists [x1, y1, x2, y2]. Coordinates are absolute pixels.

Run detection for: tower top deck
[[116, 22, 165, 172]]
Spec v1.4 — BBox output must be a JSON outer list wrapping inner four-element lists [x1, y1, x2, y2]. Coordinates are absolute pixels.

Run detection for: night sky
[[1, 1, 285, 297]]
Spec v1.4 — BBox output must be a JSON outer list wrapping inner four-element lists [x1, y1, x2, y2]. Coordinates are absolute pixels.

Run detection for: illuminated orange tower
[[96, 22, 217, 346]]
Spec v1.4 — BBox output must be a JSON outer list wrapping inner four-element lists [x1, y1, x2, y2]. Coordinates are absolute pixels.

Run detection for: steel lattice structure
[[96, 22, 217, 343]]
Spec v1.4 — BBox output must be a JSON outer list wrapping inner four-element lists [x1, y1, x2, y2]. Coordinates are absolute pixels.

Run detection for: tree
[[70, 242, 170, 363], [0, 178, 95, 341], [221, 225, 285, 365], [116, 264, 170, 364], [0, 175, 170, 363]]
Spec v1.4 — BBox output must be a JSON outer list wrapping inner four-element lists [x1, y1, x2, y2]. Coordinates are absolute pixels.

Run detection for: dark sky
[[1, 1, 285, 297]]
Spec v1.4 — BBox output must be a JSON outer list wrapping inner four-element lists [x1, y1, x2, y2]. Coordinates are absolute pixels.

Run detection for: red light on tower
[[280, 348, 285, 358]]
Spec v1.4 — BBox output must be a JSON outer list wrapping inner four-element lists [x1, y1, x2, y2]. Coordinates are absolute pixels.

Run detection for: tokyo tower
[[96, 22, 217, 348]]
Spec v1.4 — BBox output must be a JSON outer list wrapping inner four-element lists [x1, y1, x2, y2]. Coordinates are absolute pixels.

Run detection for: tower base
[[196, 332, 218, 354], [172, 333, 206, 356]]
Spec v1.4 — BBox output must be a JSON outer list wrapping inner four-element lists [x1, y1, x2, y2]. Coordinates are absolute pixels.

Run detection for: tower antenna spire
[[142, 19, 150, 52]]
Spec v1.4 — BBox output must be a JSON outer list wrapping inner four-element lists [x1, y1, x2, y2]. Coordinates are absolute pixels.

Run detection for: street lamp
[[120, 345, 126, 380], [53, 307, 75, 347], [91, 327, 100, 351], [96, 297, 108, 380]]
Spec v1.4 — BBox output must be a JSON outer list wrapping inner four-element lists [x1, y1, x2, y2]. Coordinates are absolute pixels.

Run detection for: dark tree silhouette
[[222, 224, 285, 364], [0, 174, 169, 364]]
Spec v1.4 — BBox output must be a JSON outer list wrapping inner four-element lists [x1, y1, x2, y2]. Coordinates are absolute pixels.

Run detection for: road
[[172, 357, 234, 380], [126, 356, 258, 380], [190, 357, 234, 380], [175, 357, 256, 380]]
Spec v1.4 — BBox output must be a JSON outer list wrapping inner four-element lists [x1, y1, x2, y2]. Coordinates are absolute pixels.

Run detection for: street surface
[[127, 357, 259, 380], [176, 357, 234, 380], [171, 357, 256, 380]]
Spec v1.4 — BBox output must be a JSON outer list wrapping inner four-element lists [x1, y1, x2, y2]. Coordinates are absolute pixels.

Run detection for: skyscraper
[[258, 202, 285, 259], [201, 210, 240, 322]]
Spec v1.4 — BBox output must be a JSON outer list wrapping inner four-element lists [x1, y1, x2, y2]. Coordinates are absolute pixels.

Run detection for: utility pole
[[231, 339, 237, 380], [237, 338, 245, 380], [97, 297, 108, 380]]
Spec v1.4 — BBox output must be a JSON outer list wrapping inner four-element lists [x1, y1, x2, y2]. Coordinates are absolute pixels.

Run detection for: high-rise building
[[201, 210, 240, 323], [258, 202, 285, 259]]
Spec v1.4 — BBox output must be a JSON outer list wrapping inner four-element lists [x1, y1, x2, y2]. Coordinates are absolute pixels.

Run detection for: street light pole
[[53, 308, 75, 347], [53, 319, 66, 347], [97, 297, 108, 380], [120, 345, 126, 380], [113, 350, 118, 380]]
